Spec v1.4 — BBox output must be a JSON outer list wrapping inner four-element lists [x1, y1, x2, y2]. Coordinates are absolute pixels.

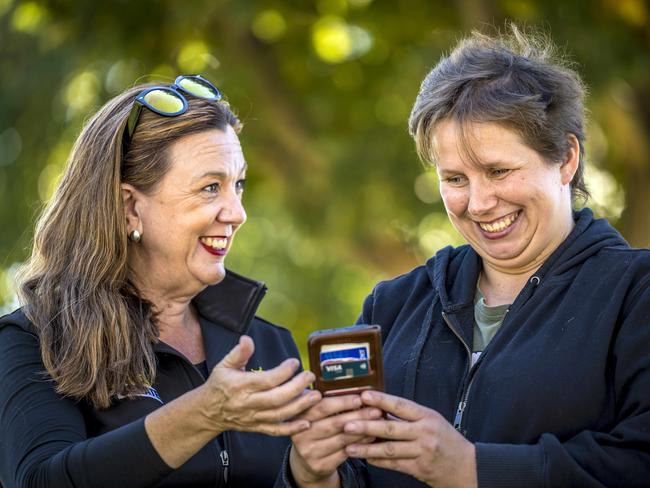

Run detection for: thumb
[[218, 335, 255, 371]]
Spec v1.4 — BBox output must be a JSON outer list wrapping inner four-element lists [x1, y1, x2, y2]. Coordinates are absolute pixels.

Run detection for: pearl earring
[[128, 229, 141, 243]]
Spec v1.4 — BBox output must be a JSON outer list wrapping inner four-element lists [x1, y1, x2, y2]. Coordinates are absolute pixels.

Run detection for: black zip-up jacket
[[277, 208, 650, 487], [0, 271, 299, 487]]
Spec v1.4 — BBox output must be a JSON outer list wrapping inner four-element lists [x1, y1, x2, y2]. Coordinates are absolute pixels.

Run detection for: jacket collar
[[192, 269, 267, 335]]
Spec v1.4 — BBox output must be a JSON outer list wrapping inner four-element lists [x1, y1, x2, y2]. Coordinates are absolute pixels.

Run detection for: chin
[[198, 265, 227, 287]]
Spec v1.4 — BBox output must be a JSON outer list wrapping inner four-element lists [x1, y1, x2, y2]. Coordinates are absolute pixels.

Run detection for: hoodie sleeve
[[475, 276, 650, 487], [0, 324, 173, 488]]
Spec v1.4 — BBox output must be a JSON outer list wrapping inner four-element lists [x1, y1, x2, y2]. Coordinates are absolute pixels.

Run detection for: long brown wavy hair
[[18, 82, 241, 409]]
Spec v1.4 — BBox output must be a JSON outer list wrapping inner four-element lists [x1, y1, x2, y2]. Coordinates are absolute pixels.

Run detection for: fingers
[[295, 431, 367, 460], [301, 395, 364, 422], [247, 371, 316, 408], [308, 407, 383, 440], [360, 391, 424, 421], [218, 335, 255, 370], [346, 440, 420, 459], [240, 357, 302, 391], [253, 389, 322, 422], [255, 418, 312, 437], [343, 418, 415, 440]]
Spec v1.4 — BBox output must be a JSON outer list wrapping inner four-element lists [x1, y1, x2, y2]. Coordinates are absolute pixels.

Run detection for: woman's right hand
[[199, 335, 320, 437], [289, 395, 383, 488]]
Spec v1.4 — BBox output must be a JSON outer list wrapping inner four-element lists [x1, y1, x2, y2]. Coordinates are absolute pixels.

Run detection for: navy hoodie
[[278, 208, 650, 487]]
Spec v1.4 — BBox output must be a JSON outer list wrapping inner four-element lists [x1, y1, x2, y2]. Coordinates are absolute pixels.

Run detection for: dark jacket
[[279, 208, 650, 487], [0, 271, 299, 488]]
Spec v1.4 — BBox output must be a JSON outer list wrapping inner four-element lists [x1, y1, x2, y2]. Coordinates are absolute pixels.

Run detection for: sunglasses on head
[[123, 74, 222, 145]]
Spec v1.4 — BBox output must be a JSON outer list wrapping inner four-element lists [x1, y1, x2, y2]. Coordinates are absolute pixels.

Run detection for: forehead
[[432, 119, 531, 168], [167, 127, 246, 177]]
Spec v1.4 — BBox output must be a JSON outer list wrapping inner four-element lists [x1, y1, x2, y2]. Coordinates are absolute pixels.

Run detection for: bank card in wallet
[[308, 324, 384, 396]]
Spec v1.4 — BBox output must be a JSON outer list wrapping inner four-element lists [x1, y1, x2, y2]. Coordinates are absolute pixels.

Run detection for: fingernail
[[309, 391, 320, 402], [362, 391, 375, 402], [304, 371, 315, 382], [345, 422, 359, 433], [346, 445, 358, 455]]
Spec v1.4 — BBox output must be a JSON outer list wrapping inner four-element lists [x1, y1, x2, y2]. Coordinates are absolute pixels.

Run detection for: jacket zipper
[[442, 311, 473, 432], [219, 448, 229, 484], [442, 308, 510, 433]]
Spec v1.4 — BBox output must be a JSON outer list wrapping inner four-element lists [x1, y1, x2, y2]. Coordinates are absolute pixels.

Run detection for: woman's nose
[[467, 181, 498, 216], [218, 192, 247, 226]]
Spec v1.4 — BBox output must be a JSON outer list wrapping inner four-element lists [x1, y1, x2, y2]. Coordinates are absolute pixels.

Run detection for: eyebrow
[[193, 163, 248, 182]]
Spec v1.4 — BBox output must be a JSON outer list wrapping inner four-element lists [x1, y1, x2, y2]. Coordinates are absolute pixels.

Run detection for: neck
[[478, 267, 531, 306], [131, 277, 199, 336]]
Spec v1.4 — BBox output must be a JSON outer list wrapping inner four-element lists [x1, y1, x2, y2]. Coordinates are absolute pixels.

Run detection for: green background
[[1, 0, 649, 361]]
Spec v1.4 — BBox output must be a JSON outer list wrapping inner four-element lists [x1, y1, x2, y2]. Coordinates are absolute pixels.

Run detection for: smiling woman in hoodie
[[283, 26, 650, 488]]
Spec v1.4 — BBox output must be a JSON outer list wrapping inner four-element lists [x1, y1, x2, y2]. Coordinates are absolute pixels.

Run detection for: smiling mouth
[[477, 211, 520, 233], [199, 236, 228, 251]]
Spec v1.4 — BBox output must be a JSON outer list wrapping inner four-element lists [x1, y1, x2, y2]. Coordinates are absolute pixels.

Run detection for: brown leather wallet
[[308, 324, 384, 396]]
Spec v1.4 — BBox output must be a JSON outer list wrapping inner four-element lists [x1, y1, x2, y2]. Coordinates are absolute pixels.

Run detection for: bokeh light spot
[[611, 0, 647, 27], [418, 212, 464, 253], [252, 9, 287, 43], [106, 59, 144, 95], [414, 171, 440, 204], [11, 1, 47, 33], [585, 166, 625, 220], [37, 164, 63, 202], [312, 16, 372, 64], [64, 71, 101, 117], [177, 41, 214, 73]]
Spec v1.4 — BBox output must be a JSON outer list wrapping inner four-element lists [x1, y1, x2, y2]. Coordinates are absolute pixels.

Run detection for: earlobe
[[560, 134, 580, 186], [120, 183, 141, 234]]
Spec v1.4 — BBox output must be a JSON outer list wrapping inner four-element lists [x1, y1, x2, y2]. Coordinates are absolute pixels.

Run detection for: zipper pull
[[453, 400, 466, 430], [220, 450, 229, 483]]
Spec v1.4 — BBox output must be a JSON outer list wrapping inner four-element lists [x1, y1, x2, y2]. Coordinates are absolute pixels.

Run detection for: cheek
[[440, 188, 468, 217]]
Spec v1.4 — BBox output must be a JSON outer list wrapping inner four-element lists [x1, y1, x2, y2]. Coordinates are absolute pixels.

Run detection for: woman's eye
[[203, 183, 220, 193], [446, 175, 467, 186], [490, 168, 510, 178], [236, 179, 246, 193]]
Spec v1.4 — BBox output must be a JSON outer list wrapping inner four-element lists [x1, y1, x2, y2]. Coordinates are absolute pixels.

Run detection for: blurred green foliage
[[1, 0, 649, 362]]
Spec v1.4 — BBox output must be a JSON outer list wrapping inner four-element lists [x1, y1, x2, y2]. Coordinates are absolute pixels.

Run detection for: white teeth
[[200, 237, 227, 250], [479, 212, 518, 233]]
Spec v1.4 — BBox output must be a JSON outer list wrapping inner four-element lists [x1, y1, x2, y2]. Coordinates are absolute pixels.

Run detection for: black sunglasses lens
[[143, 89, 185, 114], [177, 77, 221, 100]]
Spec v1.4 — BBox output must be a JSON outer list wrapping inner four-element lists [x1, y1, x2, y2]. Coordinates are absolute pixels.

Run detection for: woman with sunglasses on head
[[283, 27, 650, 488], [0, 76, 327, 487]]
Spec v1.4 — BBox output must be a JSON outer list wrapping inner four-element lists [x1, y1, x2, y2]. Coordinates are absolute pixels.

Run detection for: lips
[[199, 236, 228, 256], [475, 210, 521, 239]]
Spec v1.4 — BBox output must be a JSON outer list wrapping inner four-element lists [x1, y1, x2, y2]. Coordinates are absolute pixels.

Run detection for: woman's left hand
[[343, 391, 477, 488]]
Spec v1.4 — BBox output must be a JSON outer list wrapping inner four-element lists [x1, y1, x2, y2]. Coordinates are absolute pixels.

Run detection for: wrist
[[289, 445, 340, 488], [193, 383, 226, 436]]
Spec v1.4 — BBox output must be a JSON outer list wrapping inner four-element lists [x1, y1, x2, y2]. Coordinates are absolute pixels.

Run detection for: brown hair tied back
[[18, 83, 241, 409], [408, 24, 589, 203]]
